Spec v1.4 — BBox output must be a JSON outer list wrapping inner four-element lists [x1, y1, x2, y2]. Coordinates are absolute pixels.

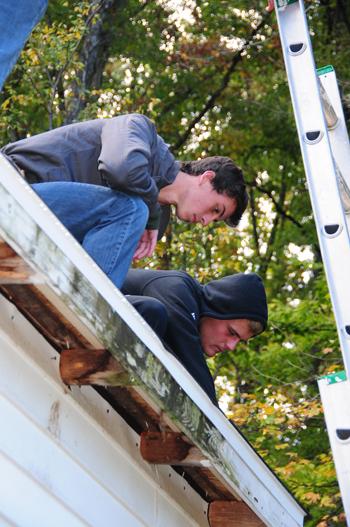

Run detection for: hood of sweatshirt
[[200, 273, 268, 329]]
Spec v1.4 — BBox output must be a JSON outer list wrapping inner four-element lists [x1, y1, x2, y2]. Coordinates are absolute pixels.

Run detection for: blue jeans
[[32, 182, 149, 289], [0, 0, 48, 89]]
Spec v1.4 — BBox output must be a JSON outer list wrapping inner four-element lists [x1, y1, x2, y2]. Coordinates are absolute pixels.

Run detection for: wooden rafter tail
[[140, 431, 211, 467], [59, 348, 139, 387], [0, 239, 42, 284], [208, 501, 265, 527]]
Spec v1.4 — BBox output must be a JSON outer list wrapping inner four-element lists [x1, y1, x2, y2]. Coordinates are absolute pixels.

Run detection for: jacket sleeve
[[164, 290, 218, 405], [122, 271, 218, 405], [98, 114, 161, 230]]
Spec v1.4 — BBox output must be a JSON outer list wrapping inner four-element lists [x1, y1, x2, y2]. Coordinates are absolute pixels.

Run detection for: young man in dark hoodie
[[122, 269, 268, 405], [2, 113, 247, 287]]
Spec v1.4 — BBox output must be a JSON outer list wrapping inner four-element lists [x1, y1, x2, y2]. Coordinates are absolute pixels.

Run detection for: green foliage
[[1, 0, 350, 524]]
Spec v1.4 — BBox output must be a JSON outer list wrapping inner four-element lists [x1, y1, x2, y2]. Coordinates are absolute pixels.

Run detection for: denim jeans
[[32, 182, 149, 289], [0, 0, 48, 89]]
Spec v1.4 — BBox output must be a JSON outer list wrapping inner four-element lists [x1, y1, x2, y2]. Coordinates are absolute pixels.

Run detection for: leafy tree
[[1, 1, 349, 524]]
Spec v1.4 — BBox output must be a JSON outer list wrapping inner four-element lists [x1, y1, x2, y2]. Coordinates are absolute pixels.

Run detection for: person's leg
[[0, 0, 48, 89], [32, 182, 148, 288], [126, 295, 168, 338]]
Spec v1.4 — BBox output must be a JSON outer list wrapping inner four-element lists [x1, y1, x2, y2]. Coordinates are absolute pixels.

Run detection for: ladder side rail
[[318, 375, 350, 520], [319, 70, 350, 215], [318, 76, 338, 129]]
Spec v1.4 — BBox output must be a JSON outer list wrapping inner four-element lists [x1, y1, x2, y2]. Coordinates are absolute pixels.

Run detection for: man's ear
[[199, 170, 215, 185]]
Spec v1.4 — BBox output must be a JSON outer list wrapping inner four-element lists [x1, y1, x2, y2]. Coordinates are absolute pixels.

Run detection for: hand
[[133, 229, 158, 260], [266, 0, 274, 11]]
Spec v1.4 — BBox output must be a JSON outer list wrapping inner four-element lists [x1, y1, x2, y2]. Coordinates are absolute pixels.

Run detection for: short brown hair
[[180, 156, 248, 227], [248, 319, 264, 336]]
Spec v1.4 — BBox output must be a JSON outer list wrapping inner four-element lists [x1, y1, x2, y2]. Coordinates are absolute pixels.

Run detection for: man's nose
[[201, 213, 214, 226], [226, 336, 240, 350]]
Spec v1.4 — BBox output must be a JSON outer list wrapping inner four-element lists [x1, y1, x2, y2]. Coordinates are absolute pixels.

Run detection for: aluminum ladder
[[274, 0, 350, 519]]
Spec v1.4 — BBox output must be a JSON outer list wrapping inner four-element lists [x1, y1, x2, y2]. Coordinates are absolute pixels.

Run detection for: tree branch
[[173, 13, 271, 151], [249, 186, 261, 256], [248, 179, 306, 231]]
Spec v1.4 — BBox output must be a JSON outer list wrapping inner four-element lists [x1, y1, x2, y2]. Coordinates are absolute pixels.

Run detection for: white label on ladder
[[275, 0, 350, 377], [318, 376, 350, 518]]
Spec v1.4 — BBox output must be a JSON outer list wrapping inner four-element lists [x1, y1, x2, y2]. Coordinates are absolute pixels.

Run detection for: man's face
[[176, 171, 236, 226], [199, 317, 255, 357]]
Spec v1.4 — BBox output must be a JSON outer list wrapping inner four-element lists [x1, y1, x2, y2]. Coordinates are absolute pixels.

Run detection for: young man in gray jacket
[[2, 113, 247, 287]]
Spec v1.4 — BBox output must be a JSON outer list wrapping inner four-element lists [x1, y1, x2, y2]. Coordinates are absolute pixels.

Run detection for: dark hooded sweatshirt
[[122, 269, 268, 405], [1, 113, 178, 234]]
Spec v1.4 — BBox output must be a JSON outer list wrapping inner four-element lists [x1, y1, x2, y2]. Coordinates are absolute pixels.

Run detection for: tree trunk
[[64, 0, 125, 124]]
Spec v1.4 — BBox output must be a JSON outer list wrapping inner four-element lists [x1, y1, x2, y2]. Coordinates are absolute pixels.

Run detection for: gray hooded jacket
[[2, 113, 179, 231]]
